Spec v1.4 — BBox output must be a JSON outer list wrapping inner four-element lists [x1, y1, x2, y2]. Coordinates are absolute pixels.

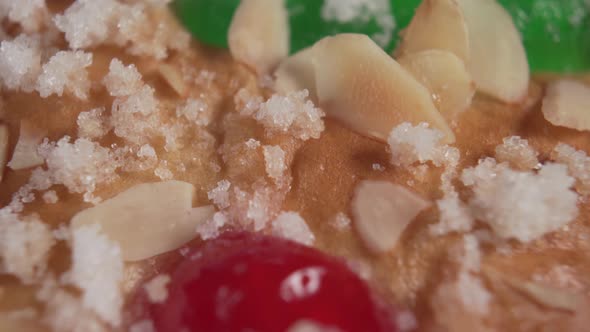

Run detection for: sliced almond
[[0, 124, 8, 182], [7, 120, 46, 171], [71, 181, 215, 261], [228, 0, 289, 75], [312, 34, 455, 143], [351, 180, 431, 253], [399, 50, 475, 121], [456, 0, 529, 103], [542, 80, 590, 131], [274, 47, 317, 102], [484, 267, 579, 312], [395, 0, 469, 63], [157, 63, 187, 97]]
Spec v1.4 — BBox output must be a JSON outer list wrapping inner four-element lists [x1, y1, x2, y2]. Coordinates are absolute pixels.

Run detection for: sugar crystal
[[271, 212, 315, 246], [36, 50, 93, 100]]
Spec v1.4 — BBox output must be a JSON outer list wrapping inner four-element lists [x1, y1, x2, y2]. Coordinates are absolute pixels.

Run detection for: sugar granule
[[144, 275, 171, 304], [0, 34, 42, 92], [1, 0, 49, 32], [196, 211, 227, 240], [111, 85, 159, 145], [42, 190, 58, 204], [321, 0, 395, 47], [330, 212, 351, 231], [248, 90, 325, 141], [130, 319, 156, 332], [77, 107, 110, 140], [263, 145, 286, 183], [54, 0, 120, 49], [431, 192, 474, 236], [103, 58, 143, 97], [388, 122, 445, 167], [37, 279, 108, 332], [271, 212, 315, 246], [462, 159, 579, 242], [495, 136, 539, 170], [70, 224, 123, 325], [245, 138, 261, 149], [208, 180, 232, 209], [0, 211, 54, 283], [176, 98, 210, 126], [154, 161, 173, 180], [552, 143, 590, 195], [36, 50, 93, 100], [37, 136, 119, 200]]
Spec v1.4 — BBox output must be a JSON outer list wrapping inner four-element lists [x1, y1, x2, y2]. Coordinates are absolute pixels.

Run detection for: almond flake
[[0, 124, 8, 182], [228, 0, 289, 74], [71, 181, 214, 261], [484, 267, 579, 312], [7, 120, 46, 170], [399, 50, 475, 121], [351, 180, 431, 253], [312, 34, 455, 143], [542, 80, 590, 132], [157, 63, 187, 97], [456, 0, 529, 103], [274, 47, 317, 101], [395, 0, 469, 63]]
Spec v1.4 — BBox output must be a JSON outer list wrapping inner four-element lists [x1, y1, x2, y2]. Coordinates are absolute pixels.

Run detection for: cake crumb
[[461, 158, 578, 242], [103, 58, 143, 97], [272, 212, 315, 246], [42, 190, 58, 204], [69, 224, 123, 325], [144, 275, 171, 304], [552, 143, 590, 195], [246, 90, 325, 141], [263, 145, 286, 183], [36, 50, 93, 100], [495, 136, 539, 170]]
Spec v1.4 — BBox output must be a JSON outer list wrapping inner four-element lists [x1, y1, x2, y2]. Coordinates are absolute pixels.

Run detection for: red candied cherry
[[141, 232, 399, 332]]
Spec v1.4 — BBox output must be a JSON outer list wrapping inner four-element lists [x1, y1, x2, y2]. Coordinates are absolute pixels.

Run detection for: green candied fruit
[[173, 0, 590, 73]]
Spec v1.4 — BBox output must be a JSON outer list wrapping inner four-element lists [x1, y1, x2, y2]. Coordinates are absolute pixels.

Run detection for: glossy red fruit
[[143, 232, 398, 332]]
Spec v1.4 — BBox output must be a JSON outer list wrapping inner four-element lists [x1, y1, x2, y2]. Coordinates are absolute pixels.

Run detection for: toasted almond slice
[[274, 47, 317, 102], [542, 80, 590, 131], [395, 0, 469, 63], [351, 180, 431, 253], [399, 50, 475, 121], [456, 0, 529, 103], [0, 124, 8, 182], [7, 120, 46, 171], [157, 63, 187, 97], [313, 34, 455, 143], [484, 267, 579, 312], [228, 0, 289, 75], [71, 181, 214, 261]]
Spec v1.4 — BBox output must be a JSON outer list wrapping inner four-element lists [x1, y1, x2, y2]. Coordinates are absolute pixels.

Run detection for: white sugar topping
[[271, 212, 315, 246], [36, 50, 93, 100]]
